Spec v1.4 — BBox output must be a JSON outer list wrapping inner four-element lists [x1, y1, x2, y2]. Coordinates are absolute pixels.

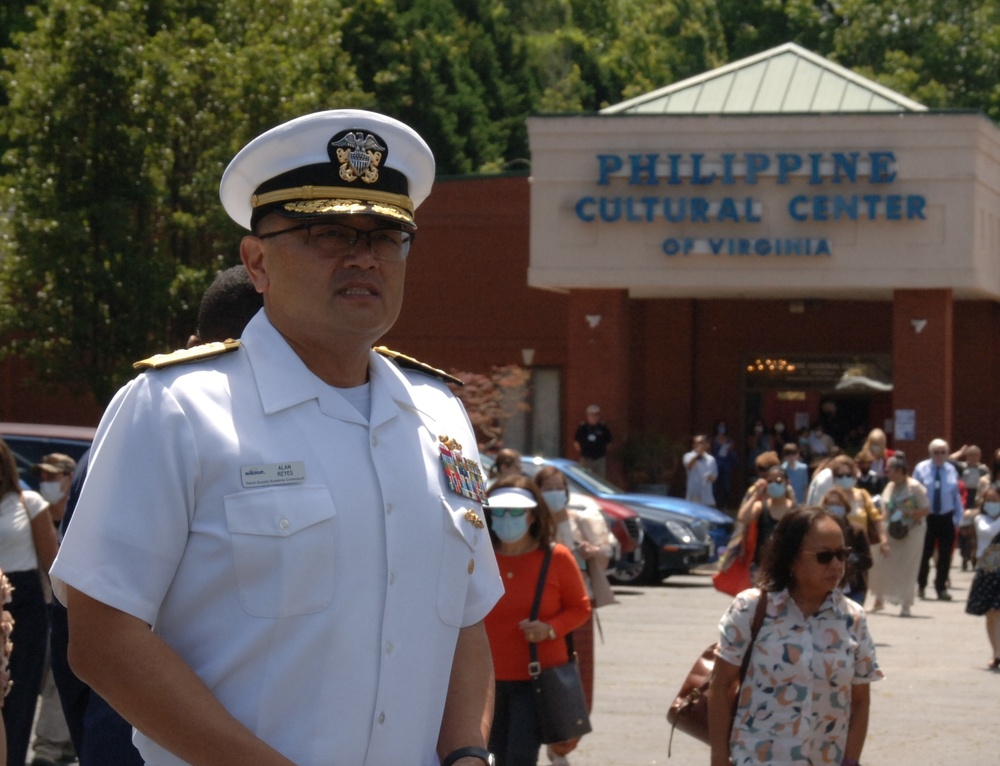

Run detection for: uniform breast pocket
[[224, 485, 337, 618], [437, 497, 480, 627]]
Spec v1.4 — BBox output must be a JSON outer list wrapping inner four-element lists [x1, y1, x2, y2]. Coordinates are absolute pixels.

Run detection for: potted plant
[[618, 431, 684, 495]]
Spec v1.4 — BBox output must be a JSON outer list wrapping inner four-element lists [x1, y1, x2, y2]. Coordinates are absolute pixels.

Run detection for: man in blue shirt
[[912, 438, 963, 600]]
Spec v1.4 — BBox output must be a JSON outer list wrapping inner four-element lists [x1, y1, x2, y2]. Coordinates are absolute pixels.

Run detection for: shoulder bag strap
[[528, 545, 561, 676]]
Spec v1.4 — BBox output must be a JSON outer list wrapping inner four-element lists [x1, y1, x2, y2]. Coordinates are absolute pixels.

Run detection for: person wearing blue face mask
[[965, 484, 1000, 670], [821, 487, 873, 606], [743, 466, 795, 570], [483, 477, 591, 766], [533, 466, 616, 766]]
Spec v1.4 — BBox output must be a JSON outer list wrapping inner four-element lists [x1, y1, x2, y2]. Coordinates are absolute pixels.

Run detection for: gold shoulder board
[[133, 339, 242, 370], [374, 346, 464, 387]]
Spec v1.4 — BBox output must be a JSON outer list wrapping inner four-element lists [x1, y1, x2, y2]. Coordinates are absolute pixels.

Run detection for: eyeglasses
[[802, 547, 852, 564], [257, 222, 414, 262], [490, 507, 528, 518], [832, 472, 852, 479]]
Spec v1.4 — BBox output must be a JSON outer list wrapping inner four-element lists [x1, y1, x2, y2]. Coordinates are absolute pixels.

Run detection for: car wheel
[[608, 538, 660, 586]]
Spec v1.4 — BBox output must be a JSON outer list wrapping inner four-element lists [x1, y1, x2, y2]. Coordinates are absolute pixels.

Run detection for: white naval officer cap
[[220, 109, 436, 231]]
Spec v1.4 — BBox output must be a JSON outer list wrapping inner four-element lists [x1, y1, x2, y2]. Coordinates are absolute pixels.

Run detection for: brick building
[[7, 43, 1000, 494]]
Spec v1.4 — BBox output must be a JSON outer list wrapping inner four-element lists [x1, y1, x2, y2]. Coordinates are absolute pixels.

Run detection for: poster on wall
[[894, 409, 916, 441]]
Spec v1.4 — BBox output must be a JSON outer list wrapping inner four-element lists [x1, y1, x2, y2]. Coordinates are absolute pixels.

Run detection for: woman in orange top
[[484, 476, 591, 766]]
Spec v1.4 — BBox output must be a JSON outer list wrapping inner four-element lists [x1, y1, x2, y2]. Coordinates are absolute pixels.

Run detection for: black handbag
[[888, 517, 910, 540], [528, 545, 593, 744]]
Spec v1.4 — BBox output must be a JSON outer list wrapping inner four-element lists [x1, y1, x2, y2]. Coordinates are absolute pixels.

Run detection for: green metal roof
[[601, 42, 927, 115]]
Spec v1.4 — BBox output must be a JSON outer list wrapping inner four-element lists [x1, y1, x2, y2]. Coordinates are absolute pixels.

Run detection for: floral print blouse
[[717, 588, 883, 765]]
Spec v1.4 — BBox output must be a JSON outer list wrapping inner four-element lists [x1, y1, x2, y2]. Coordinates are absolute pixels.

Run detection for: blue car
[[518, 456, 734, 585]]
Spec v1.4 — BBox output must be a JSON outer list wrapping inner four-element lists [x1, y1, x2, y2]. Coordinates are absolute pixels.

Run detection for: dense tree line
[[2, 0, 999, 403]]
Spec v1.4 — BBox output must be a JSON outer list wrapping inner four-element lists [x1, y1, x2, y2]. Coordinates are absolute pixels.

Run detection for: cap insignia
[[329, 130, 386, 185]]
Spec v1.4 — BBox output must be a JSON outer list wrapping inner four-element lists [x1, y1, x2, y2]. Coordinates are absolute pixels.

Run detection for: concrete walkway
[[563, 565, 997, 766]]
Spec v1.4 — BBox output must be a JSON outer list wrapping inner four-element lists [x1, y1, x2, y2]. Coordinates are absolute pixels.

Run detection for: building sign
[[573, 151, 927, 258]]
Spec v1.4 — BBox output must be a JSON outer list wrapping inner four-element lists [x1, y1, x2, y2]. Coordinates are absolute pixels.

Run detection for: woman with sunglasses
[[483, 476, 591, 766], [868, 455, 929, 617], [707, 507, 883, 766]]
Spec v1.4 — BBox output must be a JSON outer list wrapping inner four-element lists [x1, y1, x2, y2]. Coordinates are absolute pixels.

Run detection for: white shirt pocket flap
[[224, 485, 336, 538]]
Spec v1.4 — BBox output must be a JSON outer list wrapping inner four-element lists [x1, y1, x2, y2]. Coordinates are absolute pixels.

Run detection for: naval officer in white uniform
[[52, 110, 504, 766]]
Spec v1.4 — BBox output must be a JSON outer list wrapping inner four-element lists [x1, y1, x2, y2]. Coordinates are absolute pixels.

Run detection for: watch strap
[[441, 746, 494, 766]]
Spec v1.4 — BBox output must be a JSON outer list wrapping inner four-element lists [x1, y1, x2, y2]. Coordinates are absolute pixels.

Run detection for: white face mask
[[834, 476, 855, 490], [39, 481, 65, 504], [984, 501, 1000, 518]]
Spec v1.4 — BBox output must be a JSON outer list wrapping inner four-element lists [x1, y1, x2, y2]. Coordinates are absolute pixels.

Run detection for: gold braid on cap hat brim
[[252, 186, 414, 219]]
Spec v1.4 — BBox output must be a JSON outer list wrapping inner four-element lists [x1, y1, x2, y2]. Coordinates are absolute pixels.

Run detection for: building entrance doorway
[[743, 354, 893, 473]]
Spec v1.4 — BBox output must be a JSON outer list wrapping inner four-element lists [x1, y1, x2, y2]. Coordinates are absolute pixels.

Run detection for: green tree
[[0, 0, 364, 403], [339, 0, 532, 173], [827, 1, 1000, 118]]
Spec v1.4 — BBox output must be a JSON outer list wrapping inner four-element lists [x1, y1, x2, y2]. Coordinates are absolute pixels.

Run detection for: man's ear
[[240, 236, 268, 294]]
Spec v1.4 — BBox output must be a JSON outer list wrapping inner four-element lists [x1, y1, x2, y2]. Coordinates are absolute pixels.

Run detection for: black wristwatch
[[441, 746, 496, 766]]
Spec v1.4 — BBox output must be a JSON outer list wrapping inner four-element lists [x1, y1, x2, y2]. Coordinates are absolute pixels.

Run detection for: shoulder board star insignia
[[374, 346, 464, 386], [133, 339, 242, 370]]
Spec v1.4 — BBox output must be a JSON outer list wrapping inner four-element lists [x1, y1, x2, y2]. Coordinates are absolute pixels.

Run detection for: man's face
[[586, 410, 600, 424], [242, 214, 407, 349], [931, 444, 948, 466]]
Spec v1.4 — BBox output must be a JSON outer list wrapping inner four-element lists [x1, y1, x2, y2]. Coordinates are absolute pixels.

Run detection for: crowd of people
[[711, 419, 1000, 689], [701, 421, 1000, 765]]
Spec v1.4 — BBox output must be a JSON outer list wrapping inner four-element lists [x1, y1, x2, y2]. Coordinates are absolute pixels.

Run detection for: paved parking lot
[[565, 566, 996, 766]]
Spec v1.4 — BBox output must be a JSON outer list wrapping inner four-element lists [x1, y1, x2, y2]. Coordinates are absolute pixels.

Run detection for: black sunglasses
[[802, 547, 852, 564]]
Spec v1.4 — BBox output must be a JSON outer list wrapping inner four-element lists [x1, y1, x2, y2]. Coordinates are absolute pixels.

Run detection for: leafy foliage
[[2, 0, 1000, 403], [449, 364, 531, 452]]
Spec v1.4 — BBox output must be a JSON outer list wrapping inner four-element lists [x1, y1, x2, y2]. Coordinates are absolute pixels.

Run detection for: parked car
[[517, 456, 733, 585], [0, 422, 96, 490], [479, 453, 647, 582]]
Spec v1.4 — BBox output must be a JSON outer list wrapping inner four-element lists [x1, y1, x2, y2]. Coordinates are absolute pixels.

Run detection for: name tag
[[241, 462, 306, 488]]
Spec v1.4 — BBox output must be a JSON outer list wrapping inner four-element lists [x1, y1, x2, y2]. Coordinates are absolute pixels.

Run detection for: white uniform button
[[278, 518, 290, 530], [371, 435, 378, 447], [378, 712, 386, 724], [385, 642, 393, 655]]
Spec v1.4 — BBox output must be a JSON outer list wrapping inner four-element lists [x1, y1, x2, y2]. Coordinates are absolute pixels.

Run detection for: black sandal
[[988, 658, 1000, 670]]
